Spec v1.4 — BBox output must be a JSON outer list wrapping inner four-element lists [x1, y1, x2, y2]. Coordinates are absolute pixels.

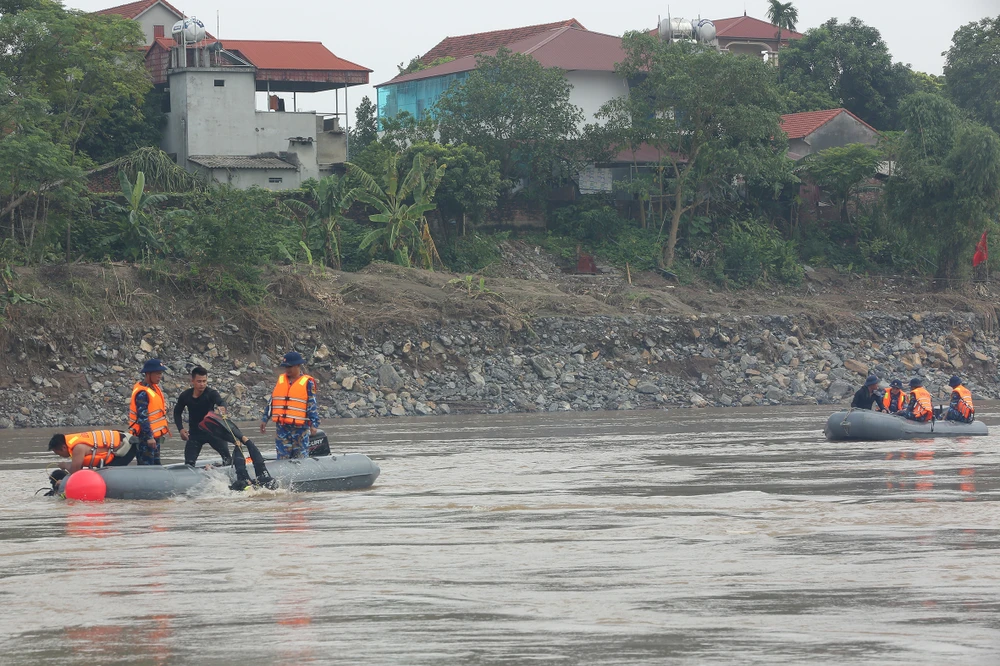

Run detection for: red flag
[[973, 231, 988, 267]]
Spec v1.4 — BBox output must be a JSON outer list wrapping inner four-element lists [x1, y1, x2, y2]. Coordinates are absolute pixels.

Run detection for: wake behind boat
[[56, 453, 380, 500], [824, 409, 988, 441]]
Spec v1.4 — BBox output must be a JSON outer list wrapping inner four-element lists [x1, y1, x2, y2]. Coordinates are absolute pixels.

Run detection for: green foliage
[[436, 47, 584, 201], [76, 89, 165, 165], [722, 219, 803, 286], [887, 93, 1000, 281], [397, 55, 455, 76], [348, 96, 379, 160], [800, 143, 883, 224], [296, 173, 366, 268], [779, 18, 916, 130], [944, 15, 1000, 135], [405, 142, 502, 226], [349, 152, 447, 269], [548, 201, 627, 242], [597, 34, 791, 267], [440, 232, 509, 273], [766, 0, 799, 48]]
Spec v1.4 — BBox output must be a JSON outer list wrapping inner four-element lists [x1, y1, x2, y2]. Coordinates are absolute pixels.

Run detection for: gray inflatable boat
[[57, 453, 380, 500], [824, 410, 988, 441]]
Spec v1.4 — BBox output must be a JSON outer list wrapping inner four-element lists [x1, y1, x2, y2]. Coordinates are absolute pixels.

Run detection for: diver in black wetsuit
[[850, 375, 886, 411], [199, 412, 277, 490]]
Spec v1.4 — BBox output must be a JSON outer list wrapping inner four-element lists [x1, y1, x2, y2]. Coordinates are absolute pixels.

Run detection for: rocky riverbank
[[1, 308, 996, 429]]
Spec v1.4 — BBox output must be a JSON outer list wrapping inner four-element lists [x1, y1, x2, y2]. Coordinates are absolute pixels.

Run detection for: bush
[[441, 232, 509, 273], [548, 199, 627, 242], [722, 219, 803, 286]]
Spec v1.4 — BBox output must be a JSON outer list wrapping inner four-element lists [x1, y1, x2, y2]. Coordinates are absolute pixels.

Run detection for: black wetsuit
[[850, 386, 885, 411], [174, 387, 232, 465]]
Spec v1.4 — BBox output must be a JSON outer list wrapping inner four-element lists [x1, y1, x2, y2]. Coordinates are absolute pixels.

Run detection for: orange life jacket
[[908, 386, 933, 421], [882, 389, 906, 413], [129, 382, 170, 438], [952, 385, 974, 420], [270, 373, 315, 426], [66, 430, 126, 468]]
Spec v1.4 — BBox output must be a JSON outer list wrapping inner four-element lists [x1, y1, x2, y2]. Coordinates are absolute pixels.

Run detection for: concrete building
[[97, 0, 371, 190], [713, 14, 804, 59], [780, 108, 880, 160], [375, 20, 628, 130]]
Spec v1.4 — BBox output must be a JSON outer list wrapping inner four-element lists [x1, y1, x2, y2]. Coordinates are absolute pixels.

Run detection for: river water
[[0, 406, 998, 664]]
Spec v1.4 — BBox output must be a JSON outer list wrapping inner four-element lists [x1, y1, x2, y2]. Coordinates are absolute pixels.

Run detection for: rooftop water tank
[[693, 19, 717, 44], [171, 17, 206, 44]]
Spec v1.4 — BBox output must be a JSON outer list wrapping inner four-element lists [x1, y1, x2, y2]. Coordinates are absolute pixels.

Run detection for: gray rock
[[469, 371, 486, 389], [340, 375, 357, 391], [740, 394, 756, 406], [719, 393, 735, 407], [765, 387, 785, 402], [438, 403, 451, 415], [530, 355, 557, 380], [636, 382, 659, 394], [390, 405, 406, 416], [381, 341, 395, 356], [827, 380, 852, 400], [377, 364, 404, 391]]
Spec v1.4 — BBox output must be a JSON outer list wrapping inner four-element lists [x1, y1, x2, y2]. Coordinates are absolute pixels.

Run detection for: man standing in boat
[[944, 375, 975, 423], [851, 375, 886, 411], [259, 351, 319, 459], [129, 359, 171, 465], [901, 378, 933, 422], [174, 365, 233, 467]]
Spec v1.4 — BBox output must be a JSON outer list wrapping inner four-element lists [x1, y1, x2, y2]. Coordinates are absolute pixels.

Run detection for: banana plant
[[103, 170, 171, 262], [348, 152, 446, 270]]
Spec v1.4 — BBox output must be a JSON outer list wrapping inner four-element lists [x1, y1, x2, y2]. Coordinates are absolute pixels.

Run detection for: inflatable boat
[[56, 453, 380, 500], [824, 409, 988, 441]]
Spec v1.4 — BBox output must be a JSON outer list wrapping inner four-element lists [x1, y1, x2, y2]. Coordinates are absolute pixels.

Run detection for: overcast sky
[[72, 0, 997, 121]]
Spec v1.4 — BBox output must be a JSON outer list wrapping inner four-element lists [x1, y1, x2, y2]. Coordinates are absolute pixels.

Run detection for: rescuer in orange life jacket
[[882, 379, 907, 413], [944, 375, 975, 423], [129, 359, 171, 465], [45, 429, 138, 494], [902, 377, 934, 422], [259, 351, 319, 459]]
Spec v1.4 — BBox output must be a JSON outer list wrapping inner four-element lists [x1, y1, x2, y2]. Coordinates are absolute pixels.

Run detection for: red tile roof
[[217, 40, 371, 72], [381, 26, 623, 86], [420, 19, 585, 63], [97, 0, 184, 19], [780, 108, 878, 139], [714, 15, 804, 42]]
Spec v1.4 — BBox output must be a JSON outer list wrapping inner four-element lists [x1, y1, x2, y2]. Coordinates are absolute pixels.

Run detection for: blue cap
[[890, 379, 903, 389], [279, 351, 305, 367], [864, 375, 879, 387], [949, 375, 962, 387], [141, 358, 168, 374]]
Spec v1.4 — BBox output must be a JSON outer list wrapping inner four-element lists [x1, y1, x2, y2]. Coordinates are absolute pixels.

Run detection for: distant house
[[780, 108, 880, 160], [95, 0, 371, 190], [713, 14, 804, 58], [375, 20, 628, 129]]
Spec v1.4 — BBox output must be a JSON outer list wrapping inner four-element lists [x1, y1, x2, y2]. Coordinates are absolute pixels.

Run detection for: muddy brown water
[[1, 407, 998, 664]]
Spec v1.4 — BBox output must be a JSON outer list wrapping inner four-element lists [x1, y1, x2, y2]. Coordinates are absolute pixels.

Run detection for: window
[[214, 79, 225, 87], [268, 177, 283, 184]]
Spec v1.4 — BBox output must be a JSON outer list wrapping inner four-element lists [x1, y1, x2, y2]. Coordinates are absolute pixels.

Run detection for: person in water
[[944, 375, 975, 423], [48, 430, 137, 474], [259, 351, 319, 459], [882, 379, 907, 413], [128, 359, 171, 465], [174, 366, 232, 467], [199, 412, 277, 490], [851, 375, 886, 411], [902, 378, 933, 422]]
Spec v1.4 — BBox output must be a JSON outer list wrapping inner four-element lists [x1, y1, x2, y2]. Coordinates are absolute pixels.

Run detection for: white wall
[[565, 71, 629, 129], [163, 68, 257, 164], [204, 167, 302, 190], [254, 111, 319, 180], [134, 4, 182, 45]]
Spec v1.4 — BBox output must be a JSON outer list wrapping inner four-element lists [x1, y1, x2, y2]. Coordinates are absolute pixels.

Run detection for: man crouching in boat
[[943, 375, 975, 423], [851, 375, 886, 411], [882, 379, 907, 413], [45, 430, 137, 493], [901, 378, 933, 422]]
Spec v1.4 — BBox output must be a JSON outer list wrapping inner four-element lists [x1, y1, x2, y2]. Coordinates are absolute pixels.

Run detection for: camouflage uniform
[[133, 390, 163, 465], [261, 378, 320, 459]]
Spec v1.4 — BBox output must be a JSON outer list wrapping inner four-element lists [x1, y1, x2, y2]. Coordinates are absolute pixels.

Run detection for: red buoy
[[64, 469, 107, 502]]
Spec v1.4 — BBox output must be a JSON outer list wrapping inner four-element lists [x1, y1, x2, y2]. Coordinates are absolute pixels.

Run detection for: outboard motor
[[308, 429, 330, 457]]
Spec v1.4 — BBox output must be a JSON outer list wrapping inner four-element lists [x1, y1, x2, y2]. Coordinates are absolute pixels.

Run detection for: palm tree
[[766, 0, 799, 58]]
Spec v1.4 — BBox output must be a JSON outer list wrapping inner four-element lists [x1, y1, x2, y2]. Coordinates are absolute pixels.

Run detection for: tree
[[597, 34, 791, 268], [801, 144, 882, 226], [944, 16, 1000, 135], [348, 96, 379, 160], [766, 0, 799, 53], [436, 48, 583, 201], [405, 142, 502, 231], [886, 93, 1000, 282], [348, 153, 447, 269], [779, 18, 916, 129], [298, 174, 364, 269]]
